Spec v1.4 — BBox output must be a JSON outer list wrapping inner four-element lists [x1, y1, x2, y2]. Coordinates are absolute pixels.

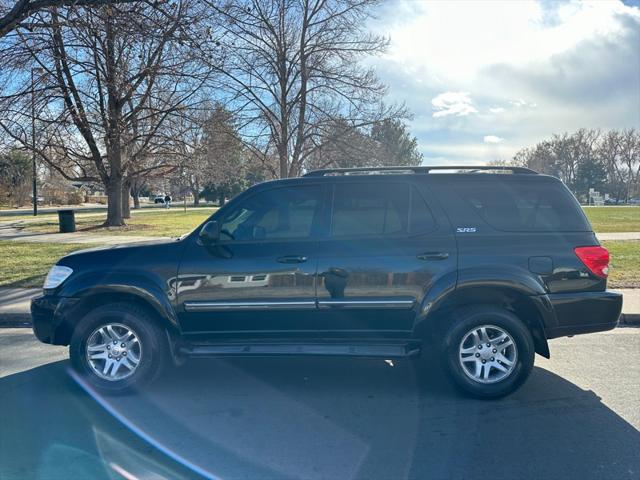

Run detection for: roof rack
[[302, 165, 537, 177]]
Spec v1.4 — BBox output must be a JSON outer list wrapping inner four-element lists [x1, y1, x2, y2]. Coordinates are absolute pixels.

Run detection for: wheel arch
[[417, 285, 551, 358], [53, 286, 180, 346]]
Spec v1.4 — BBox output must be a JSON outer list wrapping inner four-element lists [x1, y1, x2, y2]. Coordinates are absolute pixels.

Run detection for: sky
[[369, 0, 640, 165]]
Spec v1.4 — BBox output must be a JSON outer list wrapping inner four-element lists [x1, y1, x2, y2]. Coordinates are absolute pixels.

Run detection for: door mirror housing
[[199, 221, 220, 245]]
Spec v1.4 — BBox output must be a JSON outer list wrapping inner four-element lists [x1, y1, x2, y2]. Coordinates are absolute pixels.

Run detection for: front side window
[[219, 185, 323, 241]]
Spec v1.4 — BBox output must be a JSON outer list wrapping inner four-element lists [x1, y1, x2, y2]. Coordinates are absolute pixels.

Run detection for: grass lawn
[[17, 207, 217, 237], [583, 206, 640, 233], [0, 241, 94, 288], [602, 240, 640, 289]]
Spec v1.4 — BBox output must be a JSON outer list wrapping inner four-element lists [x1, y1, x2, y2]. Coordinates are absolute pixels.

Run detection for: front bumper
[[31, 294, 79, 345], [545, 290, 623, 339]]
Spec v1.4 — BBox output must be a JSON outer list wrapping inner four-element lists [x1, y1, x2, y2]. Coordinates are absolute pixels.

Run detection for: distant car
[[154, 196, 165, 204], [31, 165, 622, 398], [628, 198, 640, 205]]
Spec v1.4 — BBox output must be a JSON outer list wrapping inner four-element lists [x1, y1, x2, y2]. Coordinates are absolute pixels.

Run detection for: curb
[[0, 313, 32, 328], [619, 313, 640, 327]]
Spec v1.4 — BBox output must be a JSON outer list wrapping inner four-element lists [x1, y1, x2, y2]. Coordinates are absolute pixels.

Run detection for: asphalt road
[[1, 328, 639, 480]]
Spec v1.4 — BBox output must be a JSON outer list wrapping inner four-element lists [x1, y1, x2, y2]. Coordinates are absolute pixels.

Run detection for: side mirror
[[199, 221, 220, 245]]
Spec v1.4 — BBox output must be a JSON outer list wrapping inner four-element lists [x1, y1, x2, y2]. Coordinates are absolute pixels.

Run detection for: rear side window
[[453, 179, 590, 232], [330, 183, 435, 237]]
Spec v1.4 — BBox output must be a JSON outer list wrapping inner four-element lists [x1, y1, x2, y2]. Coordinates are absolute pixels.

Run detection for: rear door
[[315, 180, 456, 334]]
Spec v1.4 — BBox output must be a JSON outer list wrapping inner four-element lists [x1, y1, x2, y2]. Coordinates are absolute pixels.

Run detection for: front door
[[176, 184, 325, 335], [315, 181, 455, 334]]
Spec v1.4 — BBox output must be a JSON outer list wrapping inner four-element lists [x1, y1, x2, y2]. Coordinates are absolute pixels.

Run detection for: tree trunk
[[122, 179, 131, 219], [193, 177, 200, 206], [191, 186, 200, 206], [218, 193, 225, 206], [130, 177, 145, 209], [278, 145, 288, 179], [105, 176, 125, 226]]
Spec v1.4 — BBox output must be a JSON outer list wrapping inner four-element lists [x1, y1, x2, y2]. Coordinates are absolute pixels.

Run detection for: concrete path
[[597, 232, 640, 241], [0, 288, 40, 326], [0, 203, 108, 216], [0, 220, 171, 244]]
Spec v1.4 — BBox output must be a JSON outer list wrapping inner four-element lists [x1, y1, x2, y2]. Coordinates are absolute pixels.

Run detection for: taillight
[[574, 246, 609, 278]]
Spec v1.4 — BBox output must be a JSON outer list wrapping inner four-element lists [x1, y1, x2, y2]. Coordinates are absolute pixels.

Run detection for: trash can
[[58, 209, 76, 233]]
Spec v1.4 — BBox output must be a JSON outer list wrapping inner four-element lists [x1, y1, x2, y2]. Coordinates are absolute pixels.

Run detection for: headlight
[[44, 265, 73, 289]]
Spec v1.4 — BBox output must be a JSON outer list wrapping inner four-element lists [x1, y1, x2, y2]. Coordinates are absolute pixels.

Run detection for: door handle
[[276, 255, 308, 264], [417, 252, 449, 261]]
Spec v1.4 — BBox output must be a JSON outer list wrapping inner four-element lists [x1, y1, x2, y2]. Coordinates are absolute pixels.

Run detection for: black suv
[[31, 166, 623, 398]]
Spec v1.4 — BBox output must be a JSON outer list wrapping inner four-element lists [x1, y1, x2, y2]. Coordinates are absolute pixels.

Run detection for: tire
[[442, 306, 535, 399], [69, 302, 168, 394]]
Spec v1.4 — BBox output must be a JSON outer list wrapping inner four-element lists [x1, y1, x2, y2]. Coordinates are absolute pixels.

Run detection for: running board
[[179, 342, 421, 358]]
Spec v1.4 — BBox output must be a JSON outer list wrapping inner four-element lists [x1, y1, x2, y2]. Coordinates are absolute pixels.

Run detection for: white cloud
[[483, 135, 504, 144], [510, 99, 537, 108], [431, 92, 478, 118], [369, 0, 640, 164], [379, 1, 639, 84]]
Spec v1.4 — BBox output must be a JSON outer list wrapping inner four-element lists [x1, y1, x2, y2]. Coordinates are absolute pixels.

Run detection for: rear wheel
[[443, 306, 534, 398], [70, 303, 168, 393]]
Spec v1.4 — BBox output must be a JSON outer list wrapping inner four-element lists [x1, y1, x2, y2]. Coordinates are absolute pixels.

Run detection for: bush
[[66, 190, 84, 205]]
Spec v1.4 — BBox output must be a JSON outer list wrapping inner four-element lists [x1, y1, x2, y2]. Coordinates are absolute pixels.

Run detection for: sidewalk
[[0, 288, 40, 326], [0, 221, 170, 244], [1, 287, 638, 327], [597, 232, 640, 241]]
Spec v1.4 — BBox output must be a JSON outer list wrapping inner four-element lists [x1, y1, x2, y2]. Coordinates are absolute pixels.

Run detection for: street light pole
[[31, 68, 38, 216]]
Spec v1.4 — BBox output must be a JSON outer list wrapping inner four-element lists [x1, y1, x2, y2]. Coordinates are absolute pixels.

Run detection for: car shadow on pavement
[[1, 355, 639, 480]]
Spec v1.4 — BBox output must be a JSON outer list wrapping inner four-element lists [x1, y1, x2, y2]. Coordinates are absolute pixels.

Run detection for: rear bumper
[[545, 290, 622, 339]]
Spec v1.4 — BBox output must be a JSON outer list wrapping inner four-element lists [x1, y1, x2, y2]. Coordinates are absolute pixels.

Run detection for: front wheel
[[70, 303, 168, 393], [443, 306, 535, 398]]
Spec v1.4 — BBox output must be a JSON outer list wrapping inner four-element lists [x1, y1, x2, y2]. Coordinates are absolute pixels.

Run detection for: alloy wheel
[[85, 323, 143, 381], [458, 325, 518, 384]]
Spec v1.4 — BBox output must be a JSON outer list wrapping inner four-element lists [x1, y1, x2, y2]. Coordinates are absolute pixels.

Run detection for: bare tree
[[177, 104, 259, 205], [0, 149, 32, 206], [511, 128, 639, 201], [0, 0, 213, 225], [619, 128, 640, 201], [307, 117, 422, 170], [205, 0, 405, 178], [0, 0, 136, 38], [598, 130, 626, 202]]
